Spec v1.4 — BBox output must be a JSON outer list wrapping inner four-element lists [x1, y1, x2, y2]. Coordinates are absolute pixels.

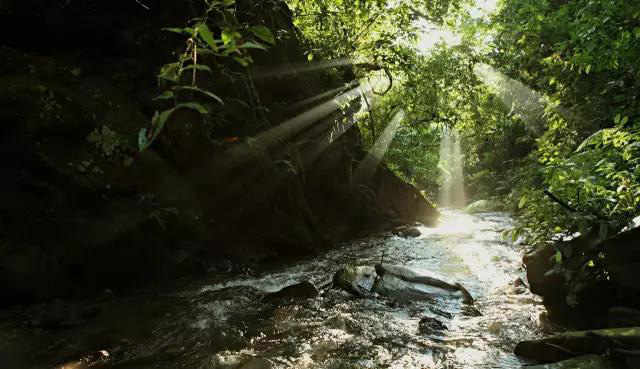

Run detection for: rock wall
[[0, 0, 438, 305]]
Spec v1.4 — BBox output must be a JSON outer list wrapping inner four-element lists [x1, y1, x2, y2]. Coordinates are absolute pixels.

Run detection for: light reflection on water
[[0, 210, 550, 369], [184, 209, 548, 368]]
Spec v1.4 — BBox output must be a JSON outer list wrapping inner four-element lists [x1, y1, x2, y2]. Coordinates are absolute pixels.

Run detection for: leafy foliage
[[139, 0, 276, 151]]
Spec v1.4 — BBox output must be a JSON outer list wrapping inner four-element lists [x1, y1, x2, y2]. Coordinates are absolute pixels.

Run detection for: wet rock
[[515, 327, 640, 363], [524, 354, 617, 369], [429, 306, 453, 319], [27, 299, 67, 328], [608, 307, 640, 328], [324, 314, 358, 333], [375, 263, 474, 304], [333, 265, 378, 297], [200, 355, 272, 369], [523, 243, 565, 300], [418, 316, 448, 333], [25, 299, 101, 329], [239, 358, 273, 369], [461, 305, 483, 317], [334, 263, 474, 304], [392, 225, 421, 238], [264, 281, 319, 301]]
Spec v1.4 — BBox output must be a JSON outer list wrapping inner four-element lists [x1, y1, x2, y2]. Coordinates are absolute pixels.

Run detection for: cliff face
[[0, 0, 438, 305]]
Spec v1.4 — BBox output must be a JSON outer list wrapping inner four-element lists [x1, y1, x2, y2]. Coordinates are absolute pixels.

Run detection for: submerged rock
[[264, 281, 319, 301], [515, 327, 640, 363], [392, 225, 421, 238], [524, 355, 617, 369]]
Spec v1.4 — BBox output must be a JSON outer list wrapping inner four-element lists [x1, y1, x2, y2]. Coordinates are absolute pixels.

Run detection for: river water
[[1, 210, 553, 368]]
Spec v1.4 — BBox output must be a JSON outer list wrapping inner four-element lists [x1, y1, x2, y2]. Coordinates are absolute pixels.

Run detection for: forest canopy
[[282, 0, 640, 303]]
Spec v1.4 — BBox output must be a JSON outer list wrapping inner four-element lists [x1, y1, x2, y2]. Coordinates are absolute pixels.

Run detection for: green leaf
[[621, 116, 629, 125], [162, 27, 194, 36], [182, 64, 212, 73], [511, 228, 520, 242], [555, 250, 562, 264], [221, 28, 236, 46], [249, 25, 275, 45], [518, 195, 527, 209], [138, 128, 150, 151], [173, 86, 224, 105], [233, 56, 252, 67], [196, 23, 218, 53], [139, 103, 210, 151], [307, 52, 314, 62], [615, 114, 621, 124], [158, 62, 181, 82], [140, 108, 177, 151], [174, 102, 209, 114], [153, 90, 175, 101], [585, 64, 592, 74], [239, 41, 268, 51]]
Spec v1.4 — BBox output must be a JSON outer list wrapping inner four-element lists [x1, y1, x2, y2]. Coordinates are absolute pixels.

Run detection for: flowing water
[[0, 210, 553, 369]]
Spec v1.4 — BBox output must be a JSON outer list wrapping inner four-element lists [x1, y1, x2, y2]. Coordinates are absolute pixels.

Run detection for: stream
[[0, 210, 555, 368]]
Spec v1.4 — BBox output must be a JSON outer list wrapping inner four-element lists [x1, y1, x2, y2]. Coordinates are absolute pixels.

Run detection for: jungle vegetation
[[285, 0, 640, 305], [146, 0, 639, 305]]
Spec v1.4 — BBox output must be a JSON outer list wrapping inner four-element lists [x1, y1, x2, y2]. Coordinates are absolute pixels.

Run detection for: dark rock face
[[523, 227, 640, 324], [0, 1, 437, 306]]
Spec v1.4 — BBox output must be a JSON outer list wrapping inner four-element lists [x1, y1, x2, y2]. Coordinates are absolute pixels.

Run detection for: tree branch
[[372, 67, 393, 96]]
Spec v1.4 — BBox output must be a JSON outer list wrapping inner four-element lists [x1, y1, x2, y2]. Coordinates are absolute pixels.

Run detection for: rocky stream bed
[[0, 210, 555, 368]]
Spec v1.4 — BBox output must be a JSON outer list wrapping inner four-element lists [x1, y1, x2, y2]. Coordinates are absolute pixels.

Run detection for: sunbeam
[[438, 127, 466, 208], [354, 109, 405, 183], [473, 63, 547, 133], [251, 58, 354, 79], [287, 80, 360, 111]]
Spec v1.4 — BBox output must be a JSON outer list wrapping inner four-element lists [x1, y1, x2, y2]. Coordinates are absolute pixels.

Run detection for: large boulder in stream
[[515, 327, 640, 363], [523, 226, 640, 322], [524, 355, 617, 369], [333, 263, 474, 304]]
